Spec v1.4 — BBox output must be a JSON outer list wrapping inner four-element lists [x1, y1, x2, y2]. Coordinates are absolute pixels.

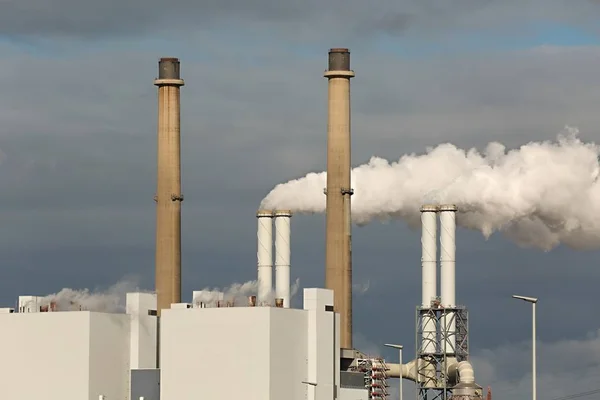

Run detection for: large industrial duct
[[324, 48, 355, 350], [380, 359, 418, 381], [274, 210, 292, 308], [382, 356, 479, 396], [440, 204, 457, 354], [256, 210, 274, 305], [154, 57, 185, 315]]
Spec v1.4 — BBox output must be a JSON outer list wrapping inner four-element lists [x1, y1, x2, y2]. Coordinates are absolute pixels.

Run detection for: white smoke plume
[[192, 278, 302, 307], [38, 277, 143, 313], [261, 127, 600, 251]]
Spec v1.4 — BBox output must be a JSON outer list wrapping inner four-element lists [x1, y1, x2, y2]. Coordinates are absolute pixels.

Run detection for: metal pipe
[[439, 204, 457, 354], [513, 295, 538, 400], [533, 301, 537, 400], [384, 344, 404, 400], [274, 210, 292, 308], [420, 205, 438, 355], [256, 210, 274, 305], [248, 296, 257, 307], [400, 349, 403, 400], [324, 48, 355, 349], [154, 57, 185, 316]]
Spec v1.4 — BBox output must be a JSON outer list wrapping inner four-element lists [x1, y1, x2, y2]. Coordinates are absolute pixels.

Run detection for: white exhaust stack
[[420, 205, 438, 388], [420, 205, 438, 354], [439, 204, 457, 354], [274, 210, 292, 308], [386, 204, 481, 398], [256, 210, 274, 305]]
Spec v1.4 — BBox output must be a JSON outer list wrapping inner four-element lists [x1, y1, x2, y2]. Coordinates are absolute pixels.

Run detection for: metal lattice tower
[[415, 301, 470, 400]]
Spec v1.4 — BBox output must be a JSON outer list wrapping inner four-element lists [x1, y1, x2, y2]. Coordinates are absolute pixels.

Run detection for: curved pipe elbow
[[457, 361, 475, 384], [447, 360, 475, 385]]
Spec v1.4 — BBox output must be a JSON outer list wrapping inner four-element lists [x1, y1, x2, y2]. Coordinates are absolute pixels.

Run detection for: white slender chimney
[[274, 210, 292, 308], [256, 210, 274, 305], [439, 204, 457, 354], [420, 205, 438, 354]]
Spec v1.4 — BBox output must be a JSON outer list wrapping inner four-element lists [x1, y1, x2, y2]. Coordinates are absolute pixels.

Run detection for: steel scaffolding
[[415, 301, 469, 400]]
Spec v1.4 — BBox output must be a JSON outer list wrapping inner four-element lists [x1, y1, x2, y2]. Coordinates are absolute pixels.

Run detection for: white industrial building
[[0, 289, 369, 400], [0, 310, 130, 399]]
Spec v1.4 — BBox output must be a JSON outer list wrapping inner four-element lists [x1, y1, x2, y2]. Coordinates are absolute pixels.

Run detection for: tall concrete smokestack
[[324, 48, 355, 349], [154, 57, 185, 315]]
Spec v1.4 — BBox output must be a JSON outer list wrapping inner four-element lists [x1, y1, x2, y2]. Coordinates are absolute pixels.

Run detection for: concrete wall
[[160, 288, 340, 400], [126, 293, 157, 369], [0, 312, 90, 400], [160, 307, 285, 400], [89, 313, 131, 400], [305, 288, 337, 400], [269, 308, 308, 400], [0, 311, 130, 400], [339, 387, 370, 400]]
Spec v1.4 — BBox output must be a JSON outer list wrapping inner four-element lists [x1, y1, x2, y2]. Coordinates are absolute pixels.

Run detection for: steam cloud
[[33, 278, 304, 312], [192, 279, 301, 307], [261, 127, 600, 251], [38, 277, 143, 313]]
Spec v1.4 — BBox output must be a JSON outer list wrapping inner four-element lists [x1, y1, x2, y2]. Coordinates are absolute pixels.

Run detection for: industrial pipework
[[324, 48, 355, 350], [256, 210, 274, 305], [154, 57, 185, 315], [382, 204, 482, 400], [274, 210, 292, 308]]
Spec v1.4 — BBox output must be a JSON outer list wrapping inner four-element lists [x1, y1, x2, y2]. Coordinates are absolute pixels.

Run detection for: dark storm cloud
[[2, 0, 600, 39], [0, 0, 314, 38], [3, 44, 600, 250]]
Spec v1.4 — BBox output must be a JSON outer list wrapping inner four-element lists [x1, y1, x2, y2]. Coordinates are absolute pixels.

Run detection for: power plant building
[[0, 289, 368, 400], [0, 310, 130, 400], [0, 50, 483, 400]]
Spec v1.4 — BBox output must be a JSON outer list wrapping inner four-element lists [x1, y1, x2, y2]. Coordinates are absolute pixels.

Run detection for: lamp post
[[384, 343, 403, 400], [512, 295, 538, 400]]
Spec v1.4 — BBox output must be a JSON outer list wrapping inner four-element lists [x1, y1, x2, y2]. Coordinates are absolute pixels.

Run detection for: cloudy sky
[[2, 0, 600, 399]]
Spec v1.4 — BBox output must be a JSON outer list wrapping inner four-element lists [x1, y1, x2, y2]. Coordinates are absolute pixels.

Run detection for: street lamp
[[384, 343, 403, 400], [512, 295, 538, 400]]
